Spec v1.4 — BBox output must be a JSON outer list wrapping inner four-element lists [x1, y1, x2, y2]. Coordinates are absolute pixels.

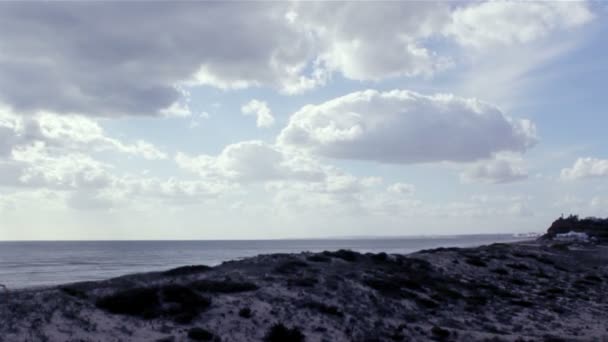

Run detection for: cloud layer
[[0, 1, 591, 117]]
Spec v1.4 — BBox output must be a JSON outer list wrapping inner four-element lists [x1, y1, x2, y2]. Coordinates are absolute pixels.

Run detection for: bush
[[431, 326, 450, 340], [506, 263, 531, 271], [264, 323, 305, 342], [371, 252, 388, 263], [96, 287, 160, 318], [274, 260, 309, 274], [238, 307, 252, 318], [189, 279, 258, 293], [306, 255, 331, 263], [323, 250, 359, 262], [490, 268, 509, 276], [96, 285, 211, 323], [288, 277, 317, 287], [465, 257, 487, 267], [187, 327, 218, 341], [163, 265, 211, 277], [60, 286, 88, 299], [303, 301, 343, 317]]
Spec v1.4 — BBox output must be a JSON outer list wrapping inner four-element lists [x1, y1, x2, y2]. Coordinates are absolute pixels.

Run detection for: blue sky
[[0, 1, 606, 240]]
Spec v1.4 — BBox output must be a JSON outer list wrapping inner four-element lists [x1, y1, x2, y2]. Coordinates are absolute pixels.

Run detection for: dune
[[1, 219, 608, 341]]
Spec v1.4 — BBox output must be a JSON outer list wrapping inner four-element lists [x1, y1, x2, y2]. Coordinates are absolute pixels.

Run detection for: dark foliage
[[322, 249, 359, 262], [187, 327, 218, 341], [264, 323, 305, 342], [96, 285, 210, 323], [506, 263, 531, 271], [288, 277, 318, 287], [490, 268, 509, 276], [60, 286, 88, 299], [465, 257, 487, 267], [274, 260, 309, 274], [163, 265, 211, 277], [431, 326, 450, 340], [303, 301, 343, 317], [238, 307, 252, 318], [510, 299, 534, 308], [371, 252, 389, 263], [306, 255, 331, 263], [189, 279, 258, 293]]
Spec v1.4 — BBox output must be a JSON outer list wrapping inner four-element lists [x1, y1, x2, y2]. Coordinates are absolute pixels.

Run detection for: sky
[[0, 1, 607, 240]]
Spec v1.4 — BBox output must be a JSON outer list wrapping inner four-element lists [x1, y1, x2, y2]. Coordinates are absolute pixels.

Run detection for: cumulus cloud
[[561, 157, 608, 180], [446, 1, 593, 48], [387, 182, 415, 194], [278, 89, 537, 164], [0, 2, 588, 117], [0, 107, 166, 160], [241, 100, 275, 128], [176, 141, 325, 183], [461, 153, 528, 184]]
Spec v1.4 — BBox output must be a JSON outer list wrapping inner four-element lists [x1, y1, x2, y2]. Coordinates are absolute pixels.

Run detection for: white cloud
[[241, 100, 275, 128], [0, 107, 167, 161], [561, 157, 608, 180], [9, 142, 112, 190], [461, 153, 528, 184], [278, 89, 537, 164], [387, 182, 415, 194], [176, 141, 324, 183], [446, 1, 593, 48], [0, 2, 593, 117]]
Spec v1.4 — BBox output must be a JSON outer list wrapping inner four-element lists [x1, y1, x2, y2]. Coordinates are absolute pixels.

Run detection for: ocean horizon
[[0, 234, 529, 289]]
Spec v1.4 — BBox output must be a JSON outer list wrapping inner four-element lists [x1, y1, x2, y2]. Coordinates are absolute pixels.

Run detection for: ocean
[[0, 235, 529, 289]]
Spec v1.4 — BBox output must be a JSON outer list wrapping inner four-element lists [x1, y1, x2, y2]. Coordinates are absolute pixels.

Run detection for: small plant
[[163, 265, 211, 277], [190, 279, 258, 293], [274, 260, 308, 274], [187, 327, 218, 341], [60, 286, 88, 299], [431, 326, 450, 340], [238, 307, 252, 318], [306, 255, 331, 263], [264, 323, 305, 342], [303, 301, 343, 317], [96, 284, 210, 323], [465, 257, 487, 267], [288, 277, 317, 287], [322, 250, 359, 262]]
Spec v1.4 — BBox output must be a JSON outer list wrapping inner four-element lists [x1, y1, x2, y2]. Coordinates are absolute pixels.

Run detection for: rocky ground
[[1, 239, 608, 342]]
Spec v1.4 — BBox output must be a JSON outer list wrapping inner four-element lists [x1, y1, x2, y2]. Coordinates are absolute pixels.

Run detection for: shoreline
[[1, 238, 607, 341]]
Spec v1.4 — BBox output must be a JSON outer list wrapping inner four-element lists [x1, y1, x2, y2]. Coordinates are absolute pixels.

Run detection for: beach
[[1, 234, 607, 341]]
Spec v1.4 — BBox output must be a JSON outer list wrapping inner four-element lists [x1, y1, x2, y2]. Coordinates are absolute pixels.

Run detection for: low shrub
[[288, 277, 317, 287], [465, 257, 487, 267], [431, 326, 450, 340], [264, 323, 305, 342], [187, 327, 218, 341], [506, 263, 531, 271], [190, 279, 258, 293], [238, 307, 252, 318], [306, 255, 331, 263], [303, 301, 343, 317], [96, 284, 211, 323], [60, 286, 88, 299], [163, 265, 211, 277], [322, 250, 359, 262], [490, 268, 509, 276], [274, 260, 309, 274]]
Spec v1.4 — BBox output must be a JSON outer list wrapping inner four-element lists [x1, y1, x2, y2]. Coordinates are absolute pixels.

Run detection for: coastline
[[1, 237, 607, 341]]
